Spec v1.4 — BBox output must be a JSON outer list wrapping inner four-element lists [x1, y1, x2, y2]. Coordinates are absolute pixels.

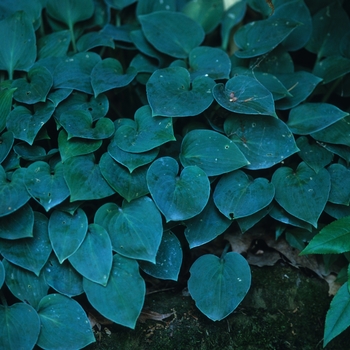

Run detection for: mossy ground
[[85, 264, 349, 350]]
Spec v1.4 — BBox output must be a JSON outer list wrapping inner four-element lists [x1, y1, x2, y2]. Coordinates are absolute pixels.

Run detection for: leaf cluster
[[0, 0, 350, 348]]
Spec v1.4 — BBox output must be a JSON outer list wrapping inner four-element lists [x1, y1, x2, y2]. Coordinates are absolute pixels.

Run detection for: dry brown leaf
[[138, 309, 174, 323]]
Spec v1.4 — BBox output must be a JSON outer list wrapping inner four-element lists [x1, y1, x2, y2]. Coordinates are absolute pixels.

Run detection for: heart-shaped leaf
[[287, 103, 349, 135], [189, 46, 231, 80], [0, 167, 30, 217], [4, 259, 49, 308], [12, 65, 53, 104], [188, 252, 251, 321], [114, 105, 175, 152], [84, 254, 145, 329], [327, 164, 350, 206], [180, 129, 249, 176], [0, 303, 40, 350], [91, 58, 137, 96], [44, 253, 84, 297], [224, 114, 299, 170], [184, 195, 232, 248], [24, 161, 70, 211], [100, 153, 149, 202], [38, 30, 71, 59], [77, 31, 115, 52], [0, 212, 51, 275], [139, 11, 204, 58], [213, 75, 276, 117], [139, 231, 182, 281], [0, 131, 14, 163], [60, 110, 115, 140], [234, 18, 299, 58], [107, 197, 163, 262], [0, 204, 34, 239], [69, 223, 112, 286], [147, 157, 210, 222], [63, 154, 115, 201], [37, 293, 95, 350], [58, 130, 102, 163], [53, 53, 101, 94], [6, 102, 55, 145], [0, 11, 36, 79], [272, 162, 331, 227], [147, 67, 215, 117], [48, 208, 88, 263], [0, 88, 16, 133], [213, 170, 275, 219]]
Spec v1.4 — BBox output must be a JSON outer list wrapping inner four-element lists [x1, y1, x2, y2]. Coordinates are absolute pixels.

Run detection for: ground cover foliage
[[0, 0, 350, 348]]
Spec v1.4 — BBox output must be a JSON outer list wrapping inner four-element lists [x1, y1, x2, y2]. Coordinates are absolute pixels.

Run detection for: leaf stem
[[220, 243, 231, 260], [322, 78, 342, 103], [69, 24, 77, 53]]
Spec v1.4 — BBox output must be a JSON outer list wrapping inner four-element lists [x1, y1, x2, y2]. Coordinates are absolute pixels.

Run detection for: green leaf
[[139, 11, 204, 58], [0, 11, 36, 79], [147, 67, 215, 117], [12, 66, 53, 104], [311, 116, 350, 147], [327, 164, 350, 206], [69, 223, 112, 286], [184, 195, 231, 248], [0, 260, 4, 288], [105, 0, 137, 10], [37, 294, 95, 350], [24, 161, 70, 211], [147, 157, 210, 222], [7, 102, 55, 145], [180, 129, 249, 176], [91, 58, 137, 96], [0, 131, 14, 163], [188, 252, 251, 321], [84, 254, 145, 329], [44, 253, 84, 297], [107, 197, 162, 262], [53, 53, 101, 94], [0, 88, 16, 133], [182, 0, 223, 33], [272, 162, 331, 227], [38, 30, 71, 59], [0, 204, 34, 239], [287, 103, 349, 135], [313, 56, 350, 84], [55, 91, 108, 121], [213, 75, 276, 117], [0, 212, 51, 275], [237, 205, 271, 233], [63, 154, 114, 201], [234, 18, 299, 58], [323, 283, 350, 347], [224, 114, 299, 170], [47, 88, 72, 107], [108, 134, 159, 173], [305, 1, 350, 59], [100, 153, 149, 202], [4, 259, 49, 308], [0, 303, 40, 350], [296, 136, 333, 173], [214, 170, 275, 220], [60, 110, 115, 140], [136, 0, 176, 16], [139, 231, 182, 281], [58, 130, 102, 163], [273, 0, 312, 51], [114, 105, 175, 152], [325, 203, 350, 221], [48, 208, 88, 263], [189, 46, 231, 80], [0, 167, 30, 217]]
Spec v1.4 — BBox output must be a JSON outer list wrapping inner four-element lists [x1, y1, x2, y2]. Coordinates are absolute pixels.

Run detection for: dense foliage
[[1, 0, 350, 348]]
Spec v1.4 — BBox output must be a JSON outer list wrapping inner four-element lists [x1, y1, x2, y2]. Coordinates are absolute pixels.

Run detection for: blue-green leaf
[[327, 164, 350, 205], [147, 157, 210, 222], [147, 67, 215, 117], [188, 253, 251, 321]]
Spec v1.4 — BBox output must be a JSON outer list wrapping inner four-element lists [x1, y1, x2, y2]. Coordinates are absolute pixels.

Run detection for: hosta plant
[[0, 0, 350, 348]]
